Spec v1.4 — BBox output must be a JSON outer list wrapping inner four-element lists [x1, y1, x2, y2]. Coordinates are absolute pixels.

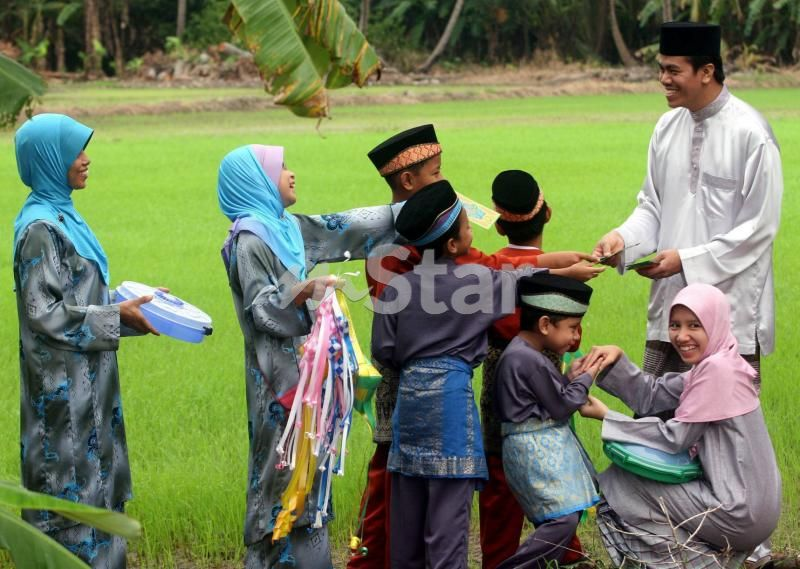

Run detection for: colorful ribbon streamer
[[272, 288, 358, 541], [336, 289, 382, 431]]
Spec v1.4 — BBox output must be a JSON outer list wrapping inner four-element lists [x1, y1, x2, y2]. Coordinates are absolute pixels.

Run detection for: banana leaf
[[0, 54, 46, 128], [0, 481, 141, 568], [225, 0, 380, 118], [0, 508, 94, 569], [0, 481, 141, 539]]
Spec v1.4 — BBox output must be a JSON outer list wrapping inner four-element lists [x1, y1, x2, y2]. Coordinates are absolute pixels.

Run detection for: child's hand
[[292, 275, 339, 305], [583, 356, 606, 381], [536, 251, 598, 269], [579, 395, 609, 420], [551, 261, 605, 282], [582, 346, 624, 374], [566, 357, 587, 379], [568, 354, 606, 381]]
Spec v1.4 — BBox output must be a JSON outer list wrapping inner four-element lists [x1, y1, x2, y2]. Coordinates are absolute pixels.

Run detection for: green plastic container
[[603, 441, 703, 484]]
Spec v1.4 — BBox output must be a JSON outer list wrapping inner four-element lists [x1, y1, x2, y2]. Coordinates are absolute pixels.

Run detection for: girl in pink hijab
[[574, 283, 780, 568]]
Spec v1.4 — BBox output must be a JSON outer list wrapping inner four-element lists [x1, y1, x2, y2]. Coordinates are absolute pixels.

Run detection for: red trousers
[[479, 454, 585, 568], [479, 454, 526, 569], [347, 444, 391, 569]]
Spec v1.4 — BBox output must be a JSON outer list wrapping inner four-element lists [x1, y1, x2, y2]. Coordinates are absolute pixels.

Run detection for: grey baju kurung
[[595, 355, 781, 567], [15, 221, 131, 568], [223, 206, 394, 567]]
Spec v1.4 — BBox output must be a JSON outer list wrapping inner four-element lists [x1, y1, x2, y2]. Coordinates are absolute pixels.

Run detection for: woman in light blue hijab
[[13, 114, 157, 569], [217, 144, 397, 569]]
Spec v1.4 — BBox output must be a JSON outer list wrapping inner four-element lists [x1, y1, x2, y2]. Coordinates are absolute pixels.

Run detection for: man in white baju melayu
[[594, 22, 782, 386], [593, 22, 783, 564]]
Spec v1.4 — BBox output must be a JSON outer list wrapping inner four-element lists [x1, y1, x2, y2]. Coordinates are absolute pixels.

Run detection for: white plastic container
[[115, 281, 213, 343]]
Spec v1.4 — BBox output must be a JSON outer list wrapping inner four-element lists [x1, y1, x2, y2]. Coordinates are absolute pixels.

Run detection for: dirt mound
[[39, 64, 800, 119]]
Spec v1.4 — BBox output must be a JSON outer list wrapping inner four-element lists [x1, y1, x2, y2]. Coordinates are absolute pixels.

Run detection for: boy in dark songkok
[[350, 124, 443, 569], [355, 130, 600, 568], [371, 180, 547, 568], [479, 170, 587, 568], [494, 274, 602, 569], [355, 126, 555, 568]]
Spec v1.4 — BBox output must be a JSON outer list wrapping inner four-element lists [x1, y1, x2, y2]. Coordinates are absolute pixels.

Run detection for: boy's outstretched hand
[[579, 395, 608, 420], [581, 345, 624, 372], [551, 261, 604, 282], [569, 345, 624, 379], [567, 354, 603, 381], [537, 251, 598, 269]]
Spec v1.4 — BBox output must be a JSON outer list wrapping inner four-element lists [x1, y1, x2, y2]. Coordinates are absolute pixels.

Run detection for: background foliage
[[0, 0, 798, 77]]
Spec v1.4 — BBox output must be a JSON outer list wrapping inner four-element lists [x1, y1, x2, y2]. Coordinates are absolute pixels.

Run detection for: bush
[[184, 0, 232, 48]]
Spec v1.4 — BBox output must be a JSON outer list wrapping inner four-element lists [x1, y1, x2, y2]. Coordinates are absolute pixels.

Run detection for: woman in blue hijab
[[13, 114, 157, 568], [217, 144, 397, 569]]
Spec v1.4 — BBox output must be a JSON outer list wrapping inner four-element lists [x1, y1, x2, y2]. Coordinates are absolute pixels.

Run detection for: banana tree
[[0, 480, 141, 568], [224, 0, 381, 118], [0, 54, 46, 128]]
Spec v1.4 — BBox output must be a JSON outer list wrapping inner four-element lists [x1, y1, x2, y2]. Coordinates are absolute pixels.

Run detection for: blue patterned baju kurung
[[224, 207, 395, 568], [15, 221, 130, 568], [13, 114, 135, 569]]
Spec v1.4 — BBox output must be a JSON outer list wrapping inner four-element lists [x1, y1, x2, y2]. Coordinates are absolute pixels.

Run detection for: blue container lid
[[115, 281, 212, 343], [603, 441, 703, 484]]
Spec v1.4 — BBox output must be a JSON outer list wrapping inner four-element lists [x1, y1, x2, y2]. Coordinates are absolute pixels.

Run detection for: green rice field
[[0, 83, 797, 567]]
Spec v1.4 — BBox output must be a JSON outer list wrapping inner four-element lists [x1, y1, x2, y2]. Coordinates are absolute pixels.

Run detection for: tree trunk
[[689, 0, 701, 22], [31, 8, 44, 47], [593, 0, 608, 56], [609, 0, 636, 67], [108, 2, 124, 75], [56, 25, 66, 72], [415, 0, 465, 73], [487, 25, 498, 63], [662, 0, 673, 22], [358, 0, 370, 33], [177, 0, 187, 37], [22, 10, 30, 43], [32, 6, 46, 72], [40, 15, 52, 72], [121, 0, 130, 56], [521, 19, 530, 61], [794, 31, 800, 66], [84, 0, 104, 77]]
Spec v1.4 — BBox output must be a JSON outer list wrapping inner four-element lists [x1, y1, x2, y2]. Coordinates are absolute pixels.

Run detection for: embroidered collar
[[691, 85, 730, 122]]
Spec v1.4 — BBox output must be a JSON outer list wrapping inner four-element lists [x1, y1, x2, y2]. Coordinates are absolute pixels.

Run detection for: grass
[[0, 85, 798, 567]]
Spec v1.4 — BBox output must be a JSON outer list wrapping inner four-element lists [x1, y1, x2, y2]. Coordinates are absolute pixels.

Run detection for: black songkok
[[368, 124, 441, 177], [660, 22, 721, 57], [491, 170, 544, 222], [518, 274, 593, 317], [395, 180, 462, 246]]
